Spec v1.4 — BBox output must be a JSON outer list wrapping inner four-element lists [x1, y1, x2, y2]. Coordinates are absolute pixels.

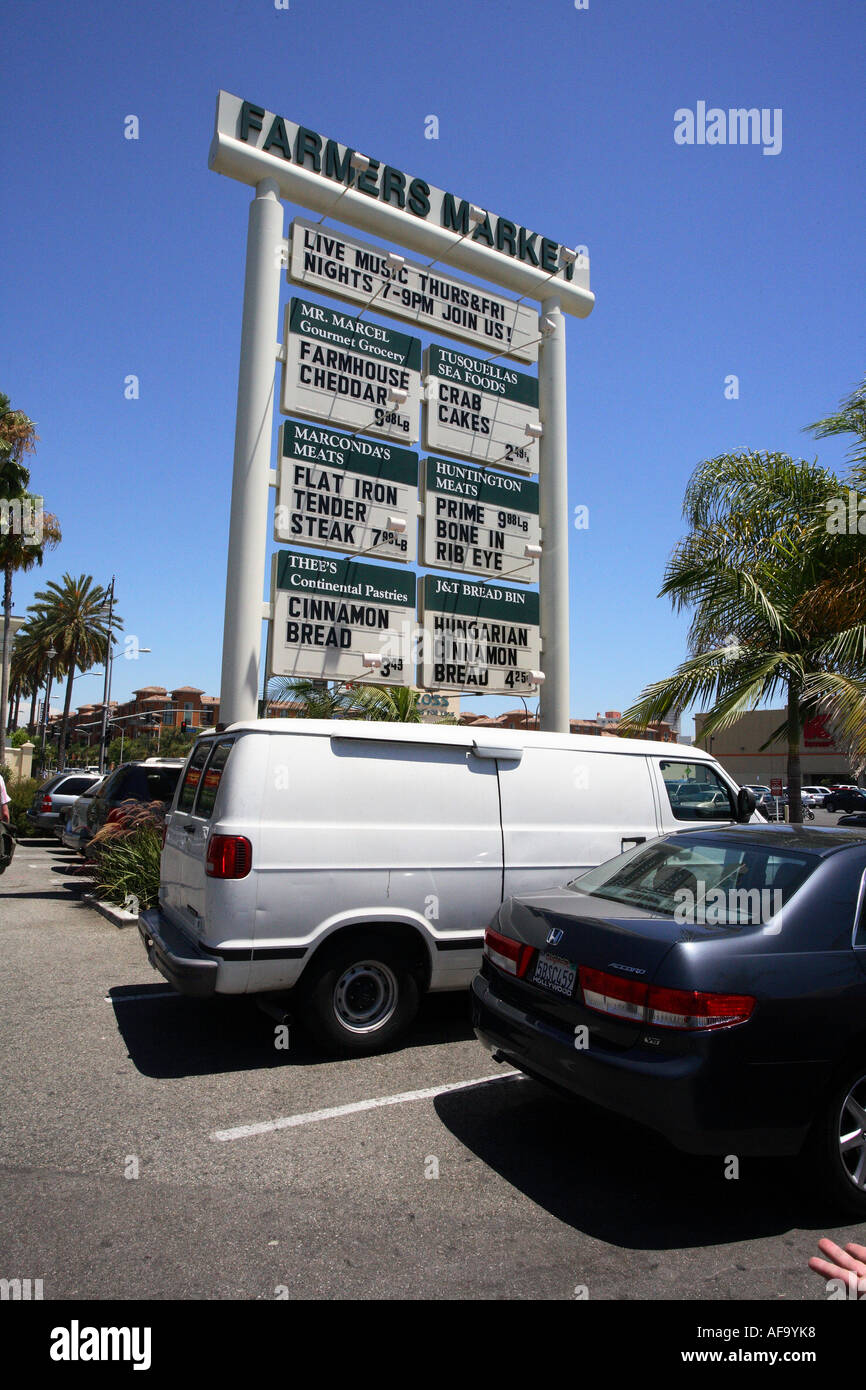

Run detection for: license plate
[[532, 951, 577, 997]]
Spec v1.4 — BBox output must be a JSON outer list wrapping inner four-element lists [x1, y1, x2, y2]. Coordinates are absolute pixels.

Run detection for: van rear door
[[161, 737, 221, 938]]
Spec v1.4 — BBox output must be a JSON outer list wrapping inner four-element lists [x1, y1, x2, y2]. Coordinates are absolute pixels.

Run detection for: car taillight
[[483, 928, 535, 978], [41, 794, 52, 813], [206, 834, 252, 879], [579, 966, 754, 1031]]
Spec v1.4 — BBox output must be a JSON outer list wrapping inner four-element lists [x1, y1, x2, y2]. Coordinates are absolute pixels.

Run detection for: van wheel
[[299, 935, 420, 1055], [805, 1058, 866, 1218]]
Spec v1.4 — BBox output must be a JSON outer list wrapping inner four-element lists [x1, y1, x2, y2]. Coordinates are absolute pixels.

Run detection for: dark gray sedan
[[472, 825, 866, 1217]]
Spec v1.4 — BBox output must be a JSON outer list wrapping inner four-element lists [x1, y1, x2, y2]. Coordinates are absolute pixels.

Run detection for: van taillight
[[41, 794, 52, 813], [106, 808, 126, 824], [483, 928, 535, 978], [579, 966, 754, 1031], [206, 835, 252, 879]]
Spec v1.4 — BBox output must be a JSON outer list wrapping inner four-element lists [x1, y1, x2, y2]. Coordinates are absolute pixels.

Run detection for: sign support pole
[[537, 298, 570, 733], [219, 178, 284, 726]]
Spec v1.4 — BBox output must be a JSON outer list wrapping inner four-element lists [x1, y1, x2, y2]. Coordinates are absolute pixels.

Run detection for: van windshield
[[567, 837, 816, 925]]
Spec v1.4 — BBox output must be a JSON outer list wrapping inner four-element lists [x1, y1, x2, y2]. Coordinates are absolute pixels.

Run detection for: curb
[[81, 892, 139, 929]]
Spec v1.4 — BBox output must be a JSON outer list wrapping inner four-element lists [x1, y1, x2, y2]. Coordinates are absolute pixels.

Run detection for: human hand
[[809, 1238, 866, 1297]]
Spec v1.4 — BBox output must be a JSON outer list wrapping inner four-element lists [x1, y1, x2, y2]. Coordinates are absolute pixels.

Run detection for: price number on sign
[[374, 408, 411, 433], [504, 669, 532, 689], [380, 657, 404, 678], [496, 511, 528, 531], [504, 444, 531, 465], [372, 530, 408, 552]]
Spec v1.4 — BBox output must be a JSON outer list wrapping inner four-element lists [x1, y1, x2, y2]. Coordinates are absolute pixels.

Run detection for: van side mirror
[[736, 787, 756, 822]]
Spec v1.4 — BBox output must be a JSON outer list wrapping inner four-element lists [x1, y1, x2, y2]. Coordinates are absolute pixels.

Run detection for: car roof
[[671, 824, 866, 855]]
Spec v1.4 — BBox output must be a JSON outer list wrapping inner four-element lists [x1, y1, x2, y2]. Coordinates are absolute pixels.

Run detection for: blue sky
[[2, 0, 863, 731]]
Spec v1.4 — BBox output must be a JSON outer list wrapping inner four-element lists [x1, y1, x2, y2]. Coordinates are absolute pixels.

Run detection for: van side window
[[660, 760, 735, 822], [194, 739, 234, 819], [177, 742, 212, 813]]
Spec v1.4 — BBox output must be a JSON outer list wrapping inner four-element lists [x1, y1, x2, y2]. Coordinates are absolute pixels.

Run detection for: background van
[[139, 720, 755, 1052]]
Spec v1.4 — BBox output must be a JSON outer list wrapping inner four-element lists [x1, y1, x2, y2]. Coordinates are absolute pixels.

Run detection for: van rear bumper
[[139, 908, 218, 998]]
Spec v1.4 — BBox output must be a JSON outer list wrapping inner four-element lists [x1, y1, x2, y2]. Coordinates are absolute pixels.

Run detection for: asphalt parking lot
[[1, 826, 863, 1302]]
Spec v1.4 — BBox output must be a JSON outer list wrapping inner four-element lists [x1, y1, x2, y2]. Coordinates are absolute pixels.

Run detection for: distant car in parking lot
[[825, 788, 866, 813], [27, 771, 103, 832], [85, 759, 185, 848], [473, 824, 866, 1217], [61, 778, 108, 853], [838, 812, 866, 828], [803, 786, 832, 806]]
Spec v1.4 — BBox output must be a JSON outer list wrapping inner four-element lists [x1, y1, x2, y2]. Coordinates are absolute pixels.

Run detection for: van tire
[[299, 934, 420, 1055]]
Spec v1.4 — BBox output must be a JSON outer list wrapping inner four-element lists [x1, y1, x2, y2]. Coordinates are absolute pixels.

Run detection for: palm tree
[[0, 396, 43, 765], [351, 684, 426, 722], [31, 574, 120, 769], [264, 676, 361, 719], [0, 498, 62, 760], [621, 451, 866, 823], [805, 375, 866, 475]]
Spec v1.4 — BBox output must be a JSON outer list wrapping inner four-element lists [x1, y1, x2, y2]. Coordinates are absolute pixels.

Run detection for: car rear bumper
[[471, 972, 816, 1157], [138, 908, 218, 998]]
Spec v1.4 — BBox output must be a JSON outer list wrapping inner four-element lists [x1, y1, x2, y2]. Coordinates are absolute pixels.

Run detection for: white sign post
[[419, 575, 541, 695], [276, 421, 418, 563], [421, 457, 540, 584], [289, 219, 539, 364], [281, 297, 421, 443], [268, 550, 416, 686], [423, 345, 540, 473]]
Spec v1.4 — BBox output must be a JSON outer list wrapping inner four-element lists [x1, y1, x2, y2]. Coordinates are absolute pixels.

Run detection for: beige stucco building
[[694, 708, 859, 787]]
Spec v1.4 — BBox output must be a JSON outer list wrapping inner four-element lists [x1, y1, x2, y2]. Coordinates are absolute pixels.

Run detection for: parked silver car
[[27, 772, 103, 832], [61, 777, 108, 853]]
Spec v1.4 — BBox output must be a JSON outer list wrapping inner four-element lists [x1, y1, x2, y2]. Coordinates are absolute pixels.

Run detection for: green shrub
[[5, 777, 38, 837], [89, 800, 166, 909], [92, 823, 163, 909]]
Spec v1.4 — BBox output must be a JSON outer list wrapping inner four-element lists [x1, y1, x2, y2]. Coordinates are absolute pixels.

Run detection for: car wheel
[[808, 1060, 866, 1218], [299, 934, 420, 1056]]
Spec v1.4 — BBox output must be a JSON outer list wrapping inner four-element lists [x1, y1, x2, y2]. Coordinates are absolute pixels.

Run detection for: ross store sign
[[275, 421, 418, 563], [419, 575, 541, 694], [268, 550, 416, 686], [281, 297, 422, 443], [289, 219, 539, 364], [210, 94, 594, 318], [423, 345, 540, 473], [422, 457, 540, 583]]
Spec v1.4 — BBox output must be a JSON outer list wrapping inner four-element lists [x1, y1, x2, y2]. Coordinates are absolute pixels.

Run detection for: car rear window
[[55, 777, 98, 796], [194, 740, 234, 819], [114, 766, 182, 804], [568, 836, 817, 926]]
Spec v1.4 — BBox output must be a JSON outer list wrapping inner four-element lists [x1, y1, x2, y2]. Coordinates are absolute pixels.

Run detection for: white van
[[138, 720, 756, 1052]]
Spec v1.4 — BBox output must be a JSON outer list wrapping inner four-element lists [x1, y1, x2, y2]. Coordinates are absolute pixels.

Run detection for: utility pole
[[98, 576, 115, 775]]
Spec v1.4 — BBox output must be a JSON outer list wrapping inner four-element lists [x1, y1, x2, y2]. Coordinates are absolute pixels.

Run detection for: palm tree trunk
[[0, 562, 12, 767], [28, 682, 38, 733], [787, 682, 803, 824], [57, 644, 77, 771]]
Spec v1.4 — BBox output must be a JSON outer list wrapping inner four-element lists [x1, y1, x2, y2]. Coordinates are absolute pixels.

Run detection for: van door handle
[[621, 836, 646, 853], [182, 824, 195, 835]]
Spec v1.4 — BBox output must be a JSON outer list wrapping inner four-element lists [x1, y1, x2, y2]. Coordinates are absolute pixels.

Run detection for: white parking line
[[210, 1071, 523, 1142]]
